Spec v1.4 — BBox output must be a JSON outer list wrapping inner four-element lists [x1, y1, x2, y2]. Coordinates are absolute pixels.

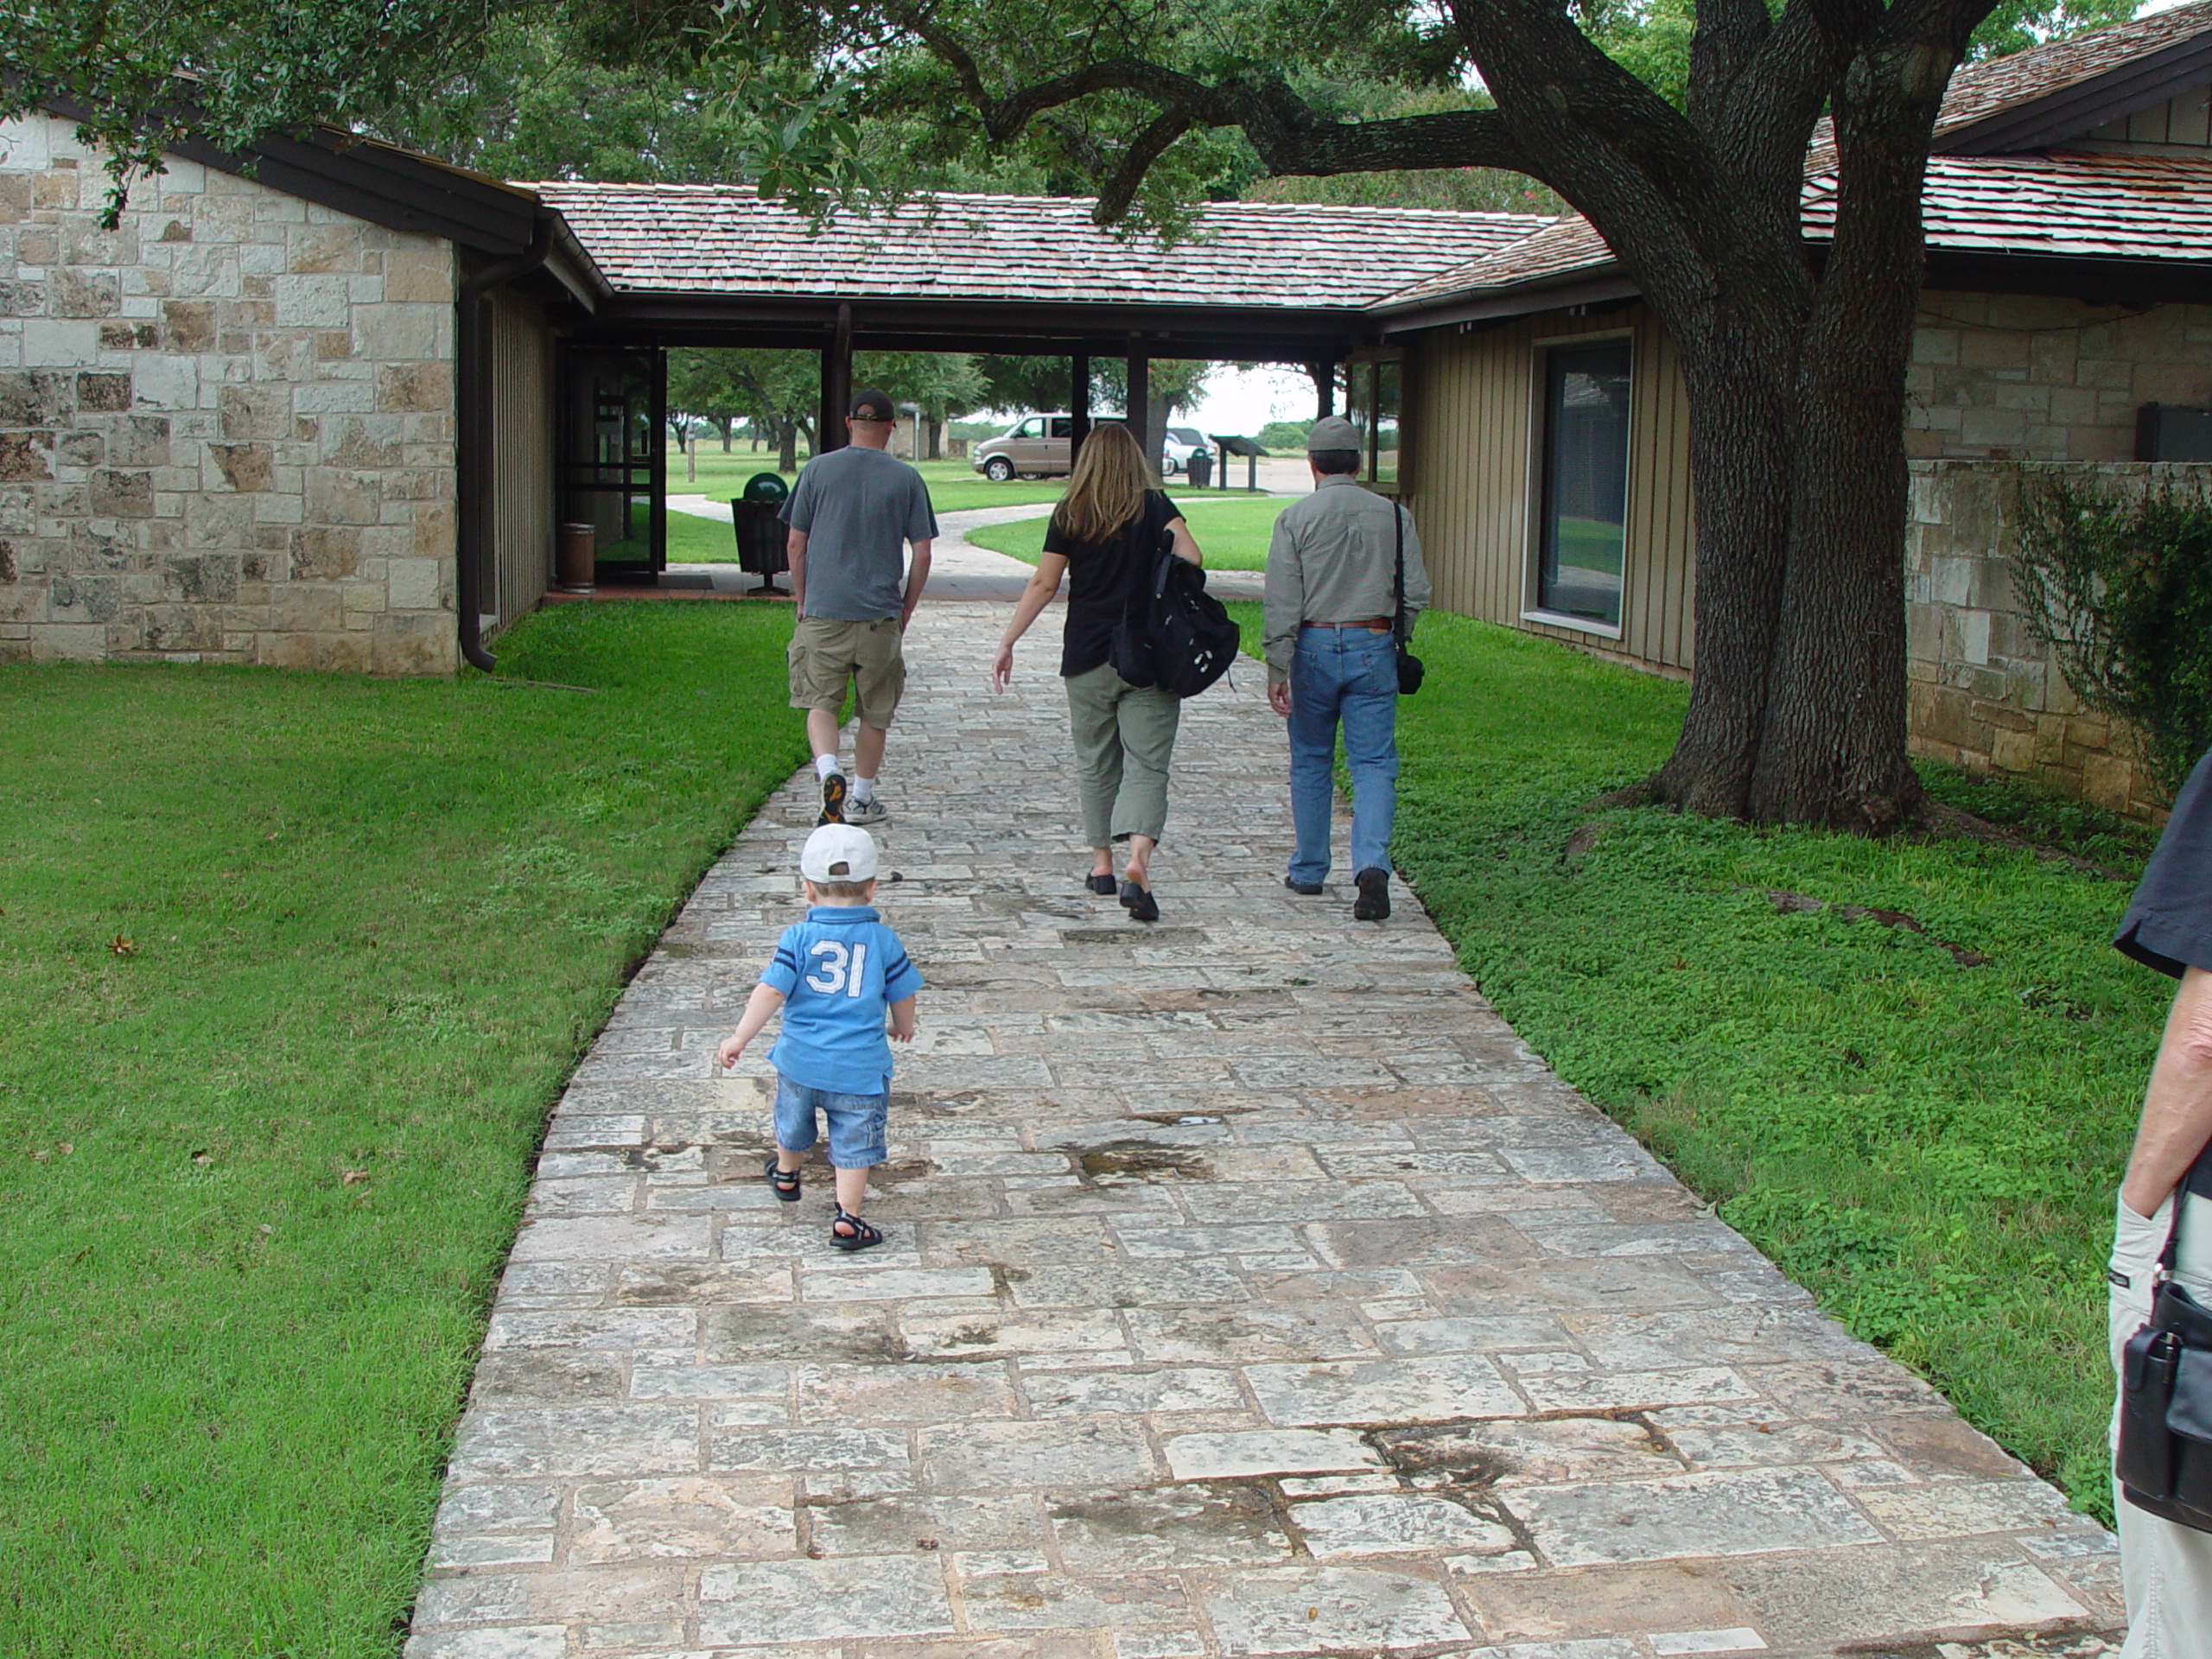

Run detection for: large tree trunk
[[927, 414, 943, 461], [778, 421, 798, 474], [1653, 312, 1799, 817], [1649, 298, 1926, 830]]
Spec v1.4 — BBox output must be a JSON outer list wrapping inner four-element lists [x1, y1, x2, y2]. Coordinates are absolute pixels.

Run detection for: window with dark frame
[[1344, 354, 1403, 491], [1535, 340, 1632, 629]]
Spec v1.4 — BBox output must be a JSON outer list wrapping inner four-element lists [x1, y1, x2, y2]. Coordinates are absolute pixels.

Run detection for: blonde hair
[[1052, 422, 1154, 545]]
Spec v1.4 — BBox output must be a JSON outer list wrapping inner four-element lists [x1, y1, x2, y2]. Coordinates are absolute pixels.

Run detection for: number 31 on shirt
[[804, 939, 870, 997]]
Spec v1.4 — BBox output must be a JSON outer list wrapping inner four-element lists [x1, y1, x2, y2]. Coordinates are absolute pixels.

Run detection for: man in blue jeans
[[1263, 416, 1431, 921]]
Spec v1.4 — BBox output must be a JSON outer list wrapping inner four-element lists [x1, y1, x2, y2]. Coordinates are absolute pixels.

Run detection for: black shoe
[[1119, 880, 1160, 923], [1086, 872, 1118, 895], [1353, 868, 1390, 921], [817, 770, 847, 825], [1284, 876, 1324, 896]]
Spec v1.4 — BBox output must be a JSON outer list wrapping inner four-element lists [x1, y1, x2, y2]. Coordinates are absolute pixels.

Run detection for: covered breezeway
[[467, 187, 1548, 633]]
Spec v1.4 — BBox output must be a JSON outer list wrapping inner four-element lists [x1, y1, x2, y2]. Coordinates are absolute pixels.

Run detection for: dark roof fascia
[[589, 291, 1376, 349], [1921, 247, 2212, 303], [1937, 29, 2212, 156], [1371, 268, 1639, 332], [35, 92, 540, 256]]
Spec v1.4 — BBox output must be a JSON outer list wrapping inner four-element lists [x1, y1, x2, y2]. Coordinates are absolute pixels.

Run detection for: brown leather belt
[[1302, 618, 1391, 632]]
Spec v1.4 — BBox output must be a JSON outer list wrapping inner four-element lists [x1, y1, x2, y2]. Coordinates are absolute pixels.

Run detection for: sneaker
[[1353, 868, 1390, 922], [1284, 875, 1324, 896], [817, 770, 847, 825], [843, 794, 889, 828]]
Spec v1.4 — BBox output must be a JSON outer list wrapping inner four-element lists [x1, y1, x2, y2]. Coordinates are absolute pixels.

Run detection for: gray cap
[[1306, 415, 1362, 454]]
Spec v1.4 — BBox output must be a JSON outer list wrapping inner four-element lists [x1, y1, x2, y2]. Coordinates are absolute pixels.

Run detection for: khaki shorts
[[788, 614, 906, 728]]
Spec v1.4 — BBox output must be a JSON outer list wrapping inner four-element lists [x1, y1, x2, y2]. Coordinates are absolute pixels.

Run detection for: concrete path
[[408, 603, 2121, 1659]]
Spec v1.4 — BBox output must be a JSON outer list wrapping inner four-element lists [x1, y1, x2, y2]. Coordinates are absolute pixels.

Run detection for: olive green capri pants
[[1063, 662, 1180, 846]]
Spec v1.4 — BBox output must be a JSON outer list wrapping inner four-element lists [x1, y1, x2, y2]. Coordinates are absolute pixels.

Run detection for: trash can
[[1185, 449, 1212, 490], [731, 473, 791, 594], [556, 523, 596, 594]]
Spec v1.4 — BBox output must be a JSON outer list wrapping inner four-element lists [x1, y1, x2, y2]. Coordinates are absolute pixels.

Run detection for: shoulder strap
[[1392, 505, 1409, 645]]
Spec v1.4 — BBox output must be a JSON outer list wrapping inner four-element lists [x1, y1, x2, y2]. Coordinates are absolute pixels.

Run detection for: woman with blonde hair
[[990, 422, 1202, 923]]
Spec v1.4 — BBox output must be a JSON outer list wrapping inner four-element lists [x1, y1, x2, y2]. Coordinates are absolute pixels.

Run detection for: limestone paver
[[408, 602, 2120, 1659]]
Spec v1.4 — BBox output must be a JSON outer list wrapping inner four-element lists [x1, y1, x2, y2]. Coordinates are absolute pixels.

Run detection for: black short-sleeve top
[[1042, 489, 1181, 679], [2117, 747, 2212, 977]]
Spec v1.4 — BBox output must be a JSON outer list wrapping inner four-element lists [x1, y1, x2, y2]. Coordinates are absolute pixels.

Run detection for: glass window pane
[[1538, 342, 1631, 626], [1049, 416, 1071, 438], [1373, 360, 1401, 486]]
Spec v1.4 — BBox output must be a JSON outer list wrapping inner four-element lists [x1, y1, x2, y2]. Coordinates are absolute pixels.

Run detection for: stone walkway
[[408, 603, 2122, 1659]]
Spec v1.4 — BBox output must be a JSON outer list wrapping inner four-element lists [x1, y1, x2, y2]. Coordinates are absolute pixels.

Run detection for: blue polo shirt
[[760, 906, 922, 1095]]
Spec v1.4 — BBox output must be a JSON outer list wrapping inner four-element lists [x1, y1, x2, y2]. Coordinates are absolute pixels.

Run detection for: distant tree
[[854, 352, 989, 458]]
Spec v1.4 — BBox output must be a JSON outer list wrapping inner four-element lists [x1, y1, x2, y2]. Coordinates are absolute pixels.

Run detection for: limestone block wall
[[1905, 458, 2212, 823], [1906, 291, 2212, 462], [0, 111, 459, 672]]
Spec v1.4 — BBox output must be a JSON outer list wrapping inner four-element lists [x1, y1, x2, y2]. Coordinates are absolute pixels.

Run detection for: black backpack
[[1109, 513, 1242, 698]]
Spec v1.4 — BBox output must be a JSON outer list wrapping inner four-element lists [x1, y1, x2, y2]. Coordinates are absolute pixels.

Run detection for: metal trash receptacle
[[556, 523, 596, 594], [730, 500, 790, 594], [1185, 450, 1212, 489]]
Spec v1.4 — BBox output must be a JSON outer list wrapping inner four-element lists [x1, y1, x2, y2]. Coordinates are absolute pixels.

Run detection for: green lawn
[[968, 493, 1290, 571], [0, 606, 809, 1656], [1223, 601, 2161, 1524]]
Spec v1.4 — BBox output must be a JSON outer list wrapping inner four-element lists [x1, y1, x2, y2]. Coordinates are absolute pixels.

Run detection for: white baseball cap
[[801, 823, 880, 883]]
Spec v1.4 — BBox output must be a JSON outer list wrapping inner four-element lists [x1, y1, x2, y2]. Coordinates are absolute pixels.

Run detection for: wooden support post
[[818, 303, 853, 454], [1313, 361, 1336, 417], [1071, 350, 1091, 467], [1126, 344, 1151, 477]]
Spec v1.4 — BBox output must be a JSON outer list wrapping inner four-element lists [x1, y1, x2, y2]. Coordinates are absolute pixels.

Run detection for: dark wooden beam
[[1071, 350, 1092, 465], [1127, 342, 1152, 477]]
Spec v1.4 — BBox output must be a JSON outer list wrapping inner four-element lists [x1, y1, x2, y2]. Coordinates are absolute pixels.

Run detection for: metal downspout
[[454, 213, 556, 672]]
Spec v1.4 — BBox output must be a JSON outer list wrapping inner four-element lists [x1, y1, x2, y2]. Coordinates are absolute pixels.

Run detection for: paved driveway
[[408, 603, 2121, 1659]]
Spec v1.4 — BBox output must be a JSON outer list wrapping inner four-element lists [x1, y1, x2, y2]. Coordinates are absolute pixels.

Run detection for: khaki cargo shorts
[[787, 614, 906, 728]]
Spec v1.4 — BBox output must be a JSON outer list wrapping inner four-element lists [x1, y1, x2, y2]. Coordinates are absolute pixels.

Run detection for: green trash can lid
[[741, 472, 790, 504]]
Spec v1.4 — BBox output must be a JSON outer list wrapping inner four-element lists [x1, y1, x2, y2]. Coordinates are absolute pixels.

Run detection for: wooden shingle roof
[[529, 184, 1550, 312], [1376, 3, 2212, 316]]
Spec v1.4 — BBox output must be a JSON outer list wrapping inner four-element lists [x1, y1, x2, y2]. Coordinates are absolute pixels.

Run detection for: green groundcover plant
[[0, 603, 806, 1656], [1224, 601, 2164, 1522]]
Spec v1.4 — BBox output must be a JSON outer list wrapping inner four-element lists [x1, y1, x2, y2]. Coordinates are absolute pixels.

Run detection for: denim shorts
[[773, 1075, 889, 1167]]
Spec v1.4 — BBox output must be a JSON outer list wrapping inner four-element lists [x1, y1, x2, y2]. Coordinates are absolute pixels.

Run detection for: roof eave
[[1937, 28, 2212, 156], [35, 92, 543, 257], [1370, 264, 1637, 331]]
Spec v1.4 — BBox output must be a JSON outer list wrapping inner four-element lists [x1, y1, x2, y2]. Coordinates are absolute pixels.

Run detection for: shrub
[[2014, 470, 2212, 797]]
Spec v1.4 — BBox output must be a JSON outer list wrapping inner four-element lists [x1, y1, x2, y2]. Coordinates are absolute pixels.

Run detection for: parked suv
[[971, 412, 1125, 480]]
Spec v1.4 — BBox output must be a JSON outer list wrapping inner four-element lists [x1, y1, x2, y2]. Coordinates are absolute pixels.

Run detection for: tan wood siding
[[2090, 85, 2212, 145], [1403, 301, 1695, 673], [488, 290, 556, 627]]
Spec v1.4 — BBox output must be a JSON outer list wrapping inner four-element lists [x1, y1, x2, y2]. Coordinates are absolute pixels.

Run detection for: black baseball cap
[[849, 389, 894, 422]]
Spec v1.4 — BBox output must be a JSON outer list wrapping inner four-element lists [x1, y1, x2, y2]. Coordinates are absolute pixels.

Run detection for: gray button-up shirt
[[1262, 475, 1432, 683]]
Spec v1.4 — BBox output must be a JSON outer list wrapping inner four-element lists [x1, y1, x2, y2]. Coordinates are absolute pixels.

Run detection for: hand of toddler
[[715, 1033, 747, 1070]]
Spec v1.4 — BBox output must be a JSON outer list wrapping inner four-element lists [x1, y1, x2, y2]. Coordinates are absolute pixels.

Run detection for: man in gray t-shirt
[[779, 388, 937, 827]]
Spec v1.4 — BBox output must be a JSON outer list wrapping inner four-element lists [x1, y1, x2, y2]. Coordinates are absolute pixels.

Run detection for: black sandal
[[830, 1208, 885, 1251], [1085, 872, 1118, 895], [1119, 880, 1160, 923], [764, 1157, 802, 1203]]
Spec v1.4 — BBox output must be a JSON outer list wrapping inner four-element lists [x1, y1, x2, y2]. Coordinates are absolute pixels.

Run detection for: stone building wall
[[1907, 291, 2212, 462], [0, 111, 459, 672], [1904, 458, 2212, 823]]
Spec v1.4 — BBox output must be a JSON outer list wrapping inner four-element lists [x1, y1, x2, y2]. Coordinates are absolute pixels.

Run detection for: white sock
[[815, 753, 841, 780], [851, 775, 875, 804]]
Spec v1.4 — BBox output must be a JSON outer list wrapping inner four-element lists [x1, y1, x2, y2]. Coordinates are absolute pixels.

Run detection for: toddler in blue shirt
[[716, 823, 921, 1250]]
